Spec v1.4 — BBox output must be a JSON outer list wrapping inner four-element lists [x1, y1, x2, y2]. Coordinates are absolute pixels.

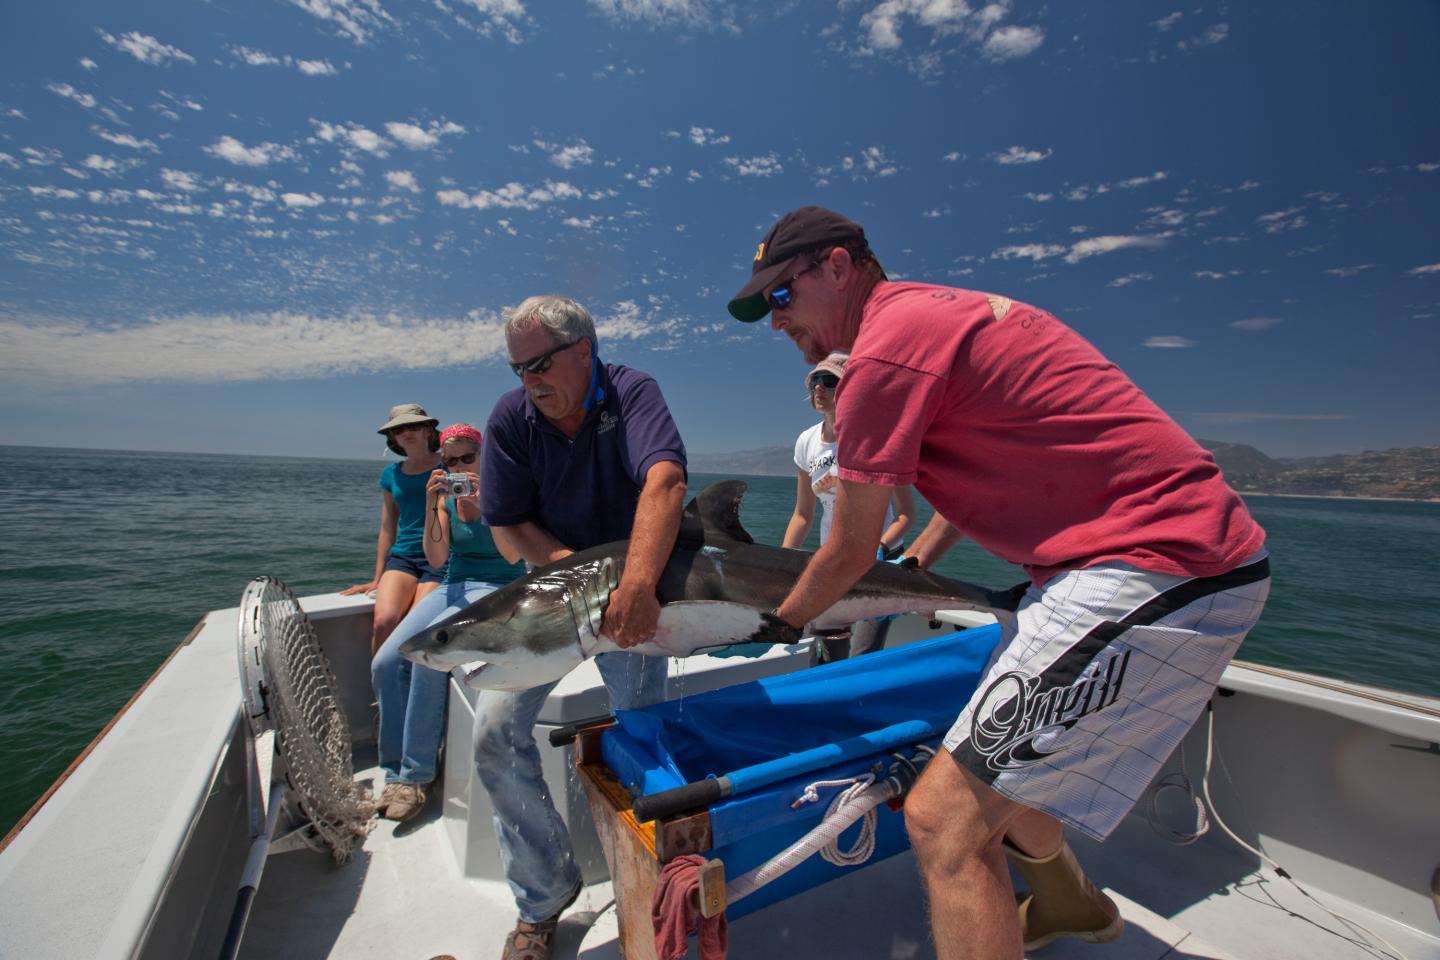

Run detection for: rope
[[792, 775, 878, 868]]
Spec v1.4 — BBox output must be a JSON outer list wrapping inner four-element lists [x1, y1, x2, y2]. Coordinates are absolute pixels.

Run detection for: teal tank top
[[445, 496, 521, 585]]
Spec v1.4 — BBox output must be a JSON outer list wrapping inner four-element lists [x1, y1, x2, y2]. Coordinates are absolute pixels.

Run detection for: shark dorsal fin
[[678, 479, 753, 547]]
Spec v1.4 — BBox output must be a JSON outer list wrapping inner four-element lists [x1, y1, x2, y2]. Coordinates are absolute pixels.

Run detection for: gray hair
[[503, 295, 597, 349]]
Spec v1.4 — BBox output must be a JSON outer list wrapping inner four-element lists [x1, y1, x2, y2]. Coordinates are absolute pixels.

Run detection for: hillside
[[689, 439, 1440, 501]]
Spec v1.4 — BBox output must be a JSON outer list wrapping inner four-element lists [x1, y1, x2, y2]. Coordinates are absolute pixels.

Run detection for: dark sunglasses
[[809, 372, 840, 390], [390, 422, 428, 434], [766, 260, 823, 312], [443, 452, 478, 467], [509, 338, 580, 377]]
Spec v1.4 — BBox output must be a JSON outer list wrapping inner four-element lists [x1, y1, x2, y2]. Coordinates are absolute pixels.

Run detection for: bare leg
[[371, 570, 419, 656], [904, 752, 1032, 960], [1005, 805, 1063, 859]]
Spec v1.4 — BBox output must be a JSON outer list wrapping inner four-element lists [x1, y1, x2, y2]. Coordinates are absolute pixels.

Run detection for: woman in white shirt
[[782, 351, 916, 663]]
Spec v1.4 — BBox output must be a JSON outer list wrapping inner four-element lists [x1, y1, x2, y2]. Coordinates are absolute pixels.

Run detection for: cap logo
[[754, 242, 765, 263]]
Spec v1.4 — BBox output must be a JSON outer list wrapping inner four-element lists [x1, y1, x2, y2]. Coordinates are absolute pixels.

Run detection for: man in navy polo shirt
[[477, 294, 687, 960]]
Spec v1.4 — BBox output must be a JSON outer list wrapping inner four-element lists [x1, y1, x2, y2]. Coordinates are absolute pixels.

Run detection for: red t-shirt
[[835, 282, 1266, 585]]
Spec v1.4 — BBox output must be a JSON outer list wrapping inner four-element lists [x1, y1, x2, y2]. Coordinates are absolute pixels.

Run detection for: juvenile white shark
[[399, 480, 1017, 691]]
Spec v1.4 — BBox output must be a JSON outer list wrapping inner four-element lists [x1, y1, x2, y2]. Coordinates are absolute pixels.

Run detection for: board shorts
[[944, 551, 1271, 841], [383, 552, 447, 584]]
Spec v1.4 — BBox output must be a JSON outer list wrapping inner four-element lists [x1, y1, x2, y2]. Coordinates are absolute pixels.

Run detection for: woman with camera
[[369, 423, 522, 822], [342, 403, 447, 656]]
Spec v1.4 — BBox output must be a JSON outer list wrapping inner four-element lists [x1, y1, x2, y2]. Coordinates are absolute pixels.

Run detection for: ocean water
[[1, 443, 1437, 836]]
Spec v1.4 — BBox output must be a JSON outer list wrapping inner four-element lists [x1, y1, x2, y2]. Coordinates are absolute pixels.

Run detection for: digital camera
[[445, 473, 476, 497]]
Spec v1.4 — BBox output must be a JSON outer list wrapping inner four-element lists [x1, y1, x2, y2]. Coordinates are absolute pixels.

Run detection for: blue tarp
[[601, 625, 1002, 920]]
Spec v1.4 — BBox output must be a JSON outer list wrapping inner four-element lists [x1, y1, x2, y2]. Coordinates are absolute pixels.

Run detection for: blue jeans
[[372, 580, 501, 785], [474, 651, 667, 922]]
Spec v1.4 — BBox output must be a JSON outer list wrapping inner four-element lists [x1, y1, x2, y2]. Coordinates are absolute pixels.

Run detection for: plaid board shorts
[[944, 551, 1271, 841]]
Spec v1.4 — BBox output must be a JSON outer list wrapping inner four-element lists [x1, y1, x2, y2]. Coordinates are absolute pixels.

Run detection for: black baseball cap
[[728, 206, 867, 322]]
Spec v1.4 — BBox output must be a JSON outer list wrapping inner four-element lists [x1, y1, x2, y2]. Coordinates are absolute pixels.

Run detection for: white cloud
[[93, 127, 159, 152], [587, 0, 717, 29], [0, 153, 22, 170], [230, 45, 343, 75], [1325, 264, 1374, 278], [385, 170, 419, 193], [1108, 272, 1154, 287], [161, 168, 205, 192], [686, 126, 730, 147], [1416, 162, 1439, 173], [1230, 317, 1283, 331], [723, 153, 782, 177], [1409, 263, 1440, 276], [234, 46, 282, 66], [1194, 269, 1242, 279], [1256, 207, 1307, 233], [286, 0, 398, 45], [204, 136, 297, 167], [101, 31, 196, 66], [1022, 192, 1053, 203], [534, 138, 594, 169], [1065, 170, 1168, 201], [79, 57, 99, 70], [1178, 23, 1230, 51], [1144, 336, 1196, 348], [48, 83, 98, 109], [385, 120, 465, 150], [1151, 12, 1182, 31], [436, 179, 582, 211], [1064, 234, 1166, 263], [297, 59, 340, 75], [315, 120, 393, 156], [0, 310, 509, 384], [282, 192, 326, 207], [983, 25, 1044, 61], [994, 145, 1052, 165], [992, 243, 1066, 262]]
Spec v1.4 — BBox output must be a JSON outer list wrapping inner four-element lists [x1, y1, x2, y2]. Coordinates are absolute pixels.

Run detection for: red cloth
[[651, 854, 728, 960], [836, 282, 1266, 586]]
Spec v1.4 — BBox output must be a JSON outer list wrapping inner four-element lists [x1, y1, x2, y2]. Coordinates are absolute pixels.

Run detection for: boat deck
[[238, 759, 1438, 960]]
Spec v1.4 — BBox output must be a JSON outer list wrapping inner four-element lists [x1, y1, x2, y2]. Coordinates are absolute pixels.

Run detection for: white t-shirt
[[794, 421, 893, 545]]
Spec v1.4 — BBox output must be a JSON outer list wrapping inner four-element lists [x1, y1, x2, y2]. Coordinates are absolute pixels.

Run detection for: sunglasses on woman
[[809, 372, 840, 390], [766, 260, 823, 312], [509, 338, 580, 377], [443, 452, 478, 467]]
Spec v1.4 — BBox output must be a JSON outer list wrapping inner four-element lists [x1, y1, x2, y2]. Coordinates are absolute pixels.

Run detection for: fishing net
[[237, 576, 373, 862]]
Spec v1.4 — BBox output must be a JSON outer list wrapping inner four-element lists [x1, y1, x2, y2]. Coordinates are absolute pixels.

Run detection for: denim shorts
[[383, 552, 447, 584]]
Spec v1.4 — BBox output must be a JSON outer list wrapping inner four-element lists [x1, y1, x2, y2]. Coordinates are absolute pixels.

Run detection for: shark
[[399, 479, 1017, 691]]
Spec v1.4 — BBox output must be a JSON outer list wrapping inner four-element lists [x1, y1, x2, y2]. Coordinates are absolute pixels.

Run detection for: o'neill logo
[[969, 650, 1130, 773]]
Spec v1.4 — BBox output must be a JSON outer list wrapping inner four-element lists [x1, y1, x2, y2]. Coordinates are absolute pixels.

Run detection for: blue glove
[[707, 611, 799, 658], [707, 642, 772, 659]]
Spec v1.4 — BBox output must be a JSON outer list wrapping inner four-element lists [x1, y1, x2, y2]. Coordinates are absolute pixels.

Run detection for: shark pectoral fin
[[639, 601, 799, 658], [460, 657, 574, 692]]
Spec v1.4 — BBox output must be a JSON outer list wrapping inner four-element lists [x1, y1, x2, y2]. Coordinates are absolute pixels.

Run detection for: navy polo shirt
[[480, 363, 687, 551]]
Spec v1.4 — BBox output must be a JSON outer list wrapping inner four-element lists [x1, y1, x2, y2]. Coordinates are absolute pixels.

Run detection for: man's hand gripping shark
[[399, 479, 1018, 691]]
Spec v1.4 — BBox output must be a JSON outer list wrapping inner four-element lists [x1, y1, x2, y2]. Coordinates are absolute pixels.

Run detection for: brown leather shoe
[[500, 883, 581, 960], [383, 783, 427, 822]]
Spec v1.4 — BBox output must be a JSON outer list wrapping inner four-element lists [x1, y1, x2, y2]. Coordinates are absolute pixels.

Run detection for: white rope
[[727, 775, 895, 903], [792, 775, 878, 868]]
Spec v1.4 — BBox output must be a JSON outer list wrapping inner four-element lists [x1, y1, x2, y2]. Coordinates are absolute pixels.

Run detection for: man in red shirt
[[728, 206, 1270, 959]]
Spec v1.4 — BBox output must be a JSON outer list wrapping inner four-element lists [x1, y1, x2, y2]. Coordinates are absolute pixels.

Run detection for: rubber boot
[[1003, 838, 1124, 951]]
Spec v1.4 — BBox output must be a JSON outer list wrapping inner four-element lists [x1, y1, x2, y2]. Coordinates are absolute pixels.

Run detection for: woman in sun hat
[[782, 352, 916, 664], [342, 403, 446, 657], [368, 423, 522, 822]]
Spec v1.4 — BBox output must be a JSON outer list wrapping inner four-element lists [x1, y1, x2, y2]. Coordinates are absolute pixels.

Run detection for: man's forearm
[[491, 521, 573, 568], [907, 512, 963, 568], [621, 461, 687, 591], [775, 534, 876, 628]]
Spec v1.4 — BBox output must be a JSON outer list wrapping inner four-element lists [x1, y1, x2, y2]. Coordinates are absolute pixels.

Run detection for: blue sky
[[1, 1, 1436, 460]]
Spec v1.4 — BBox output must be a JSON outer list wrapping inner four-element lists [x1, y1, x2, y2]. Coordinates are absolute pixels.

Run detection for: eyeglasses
[[390, 422, 427, 434], [766, 260, 823, 312], [443, 452, 478, 467], [809, 372, 840, 390], [509, 338, 580, 377]]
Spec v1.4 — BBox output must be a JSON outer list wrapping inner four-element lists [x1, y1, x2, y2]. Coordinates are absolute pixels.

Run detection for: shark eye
[[434, 629, 448, 644]]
